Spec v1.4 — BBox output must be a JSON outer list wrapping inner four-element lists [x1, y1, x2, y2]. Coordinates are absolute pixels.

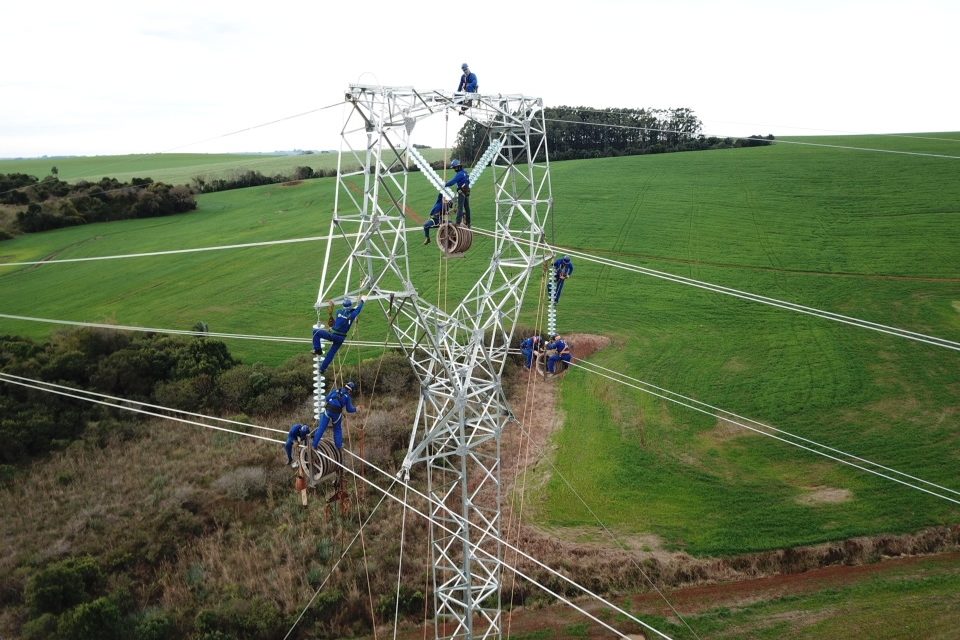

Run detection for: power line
[[0, 101, 348, 200], [6, 223, 957, 353], [0, 313, 404, 349], [0, 235, 334, 267], [467, 227, 960, 352], [0, 228, 430, 267], [160, 101, 346, 154], [542, 117, 960, 160], [562, 106, 960, 145], [0, 372, 673, 640], [507, 410, 703, 640], [7, 307, 955, 507], [567, 360, 960, 505]]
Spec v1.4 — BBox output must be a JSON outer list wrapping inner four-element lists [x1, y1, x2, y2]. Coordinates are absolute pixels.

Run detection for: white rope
[[391, 484, 409, 640], [0, 373, 672, 640], [507, 414, 704, 640], [577, 359, 960, 499], [0, 234, 365, 267], [470, 226, 960, 352], [0, 312, 403, 349], [565, 360, 960, 505], [282, 481, 396, 640]]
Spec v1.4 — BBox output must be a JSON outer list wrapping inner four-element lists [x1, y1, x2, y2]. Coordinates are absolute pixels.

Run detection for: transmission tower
[[314, 85, 552, 639]]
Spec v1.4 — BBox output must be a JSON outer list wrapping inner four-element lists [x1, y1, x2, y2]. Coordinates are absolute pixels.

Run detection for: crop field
[[1, 135, 958, 563]]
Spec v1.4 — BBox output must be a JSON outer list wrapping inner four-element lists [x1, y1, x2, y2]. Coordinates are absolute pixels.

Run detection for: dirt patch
[[796, 486, 852, 505], [704, 417, 756, 442], [280, 180, 303, 186]]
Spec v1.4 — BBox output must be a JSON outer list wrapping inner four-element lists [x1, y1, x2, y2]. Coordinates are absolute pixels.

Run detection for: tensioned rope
[[505, 411, 704, 640], [0, 372, 673, 640], [0, 313, 402, 349], [563, 106, 960, 145], [0, 100, 348, 200], [6, 317, 955, 509], [565, 360, 960, 505], [7, 224, 956, 353], [467, 227, 960, 352], [542, 117, 960, 160], [282, 482, 395, 640]]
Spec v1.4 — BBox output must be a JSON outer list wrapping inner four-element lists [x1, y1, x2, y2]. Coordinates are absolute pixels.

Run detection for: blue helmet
[[461, 63, 469, 70], [345, 381, 357, 393], [562, 255, 571, 263], [342, 298, 353, 308], [450, 159, 462, 169]]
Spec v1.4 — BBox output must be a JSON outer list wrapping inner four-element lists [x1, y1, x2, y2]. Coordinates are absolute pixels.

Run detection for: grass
[[0, 136, 959, 561], [663, 554, 960, 639]]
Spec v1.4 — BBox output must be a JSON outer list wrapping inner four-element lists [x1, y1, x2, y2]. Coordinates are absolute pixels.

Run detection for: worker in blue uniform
[[456, 63, 478, 113], [546, 335, 572, 374], [423, 193, 452, 245], [284, 423, 311, 466], [520, 335, 543, 369], [551, 256, 574, 303], [445, 159, 471, 227], [313, 297, 365, 373], [312, 381, 358, 450], [457, 63, 478, 93]]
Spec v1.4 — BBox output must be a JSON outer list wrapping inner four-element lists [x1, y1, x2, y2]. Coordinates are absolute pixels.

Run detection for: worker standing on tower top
[[457, 63, 478, 113], [446, 159, 471, 228], [312, 297, 365, 373]]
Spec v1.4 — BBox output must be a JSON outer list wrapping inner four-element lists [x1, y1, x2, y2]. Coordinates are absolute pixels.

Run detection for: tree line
[[454, 105, 773, 161], [0, 174, 197, 236]]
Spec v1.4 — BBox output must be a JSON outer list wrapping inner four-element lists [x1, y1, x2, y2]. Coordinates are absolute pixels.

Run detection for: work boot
[[423, 237, 430, 245], [313, 346, 323, 356]]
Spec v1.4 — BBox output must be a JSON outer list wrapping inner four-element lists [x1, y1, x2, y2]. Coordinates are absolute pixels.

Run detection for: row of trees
[[0, 174, 196, 234], [454, 105, 773, 161]]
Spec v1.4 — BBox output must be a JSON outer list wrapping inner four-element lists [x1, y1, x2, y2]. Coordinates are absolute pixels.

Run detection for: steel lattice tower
[[314, 85, 552, 640]]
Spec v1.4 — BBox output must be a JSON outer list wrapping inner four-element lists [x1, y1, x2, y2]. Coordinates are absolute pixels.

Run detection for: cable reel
[[437, 222, 473, 255]]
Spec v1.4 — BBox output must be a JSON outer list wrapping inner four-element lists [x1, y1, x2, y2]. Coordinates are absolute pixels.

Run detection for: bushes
[[353, 351, 418, 396], [25, 555, 104, 616], [2, 173, 197, 235], [57, 596, 124, 640], [212, 467, 267, 500], [0, 329, 310, 462], [194, 596, 283, 640]]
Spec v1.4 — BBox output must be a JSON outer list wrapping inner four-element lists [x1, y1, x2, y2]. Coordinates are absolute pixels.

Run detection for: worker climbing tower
[[314, 85, 552, 639]]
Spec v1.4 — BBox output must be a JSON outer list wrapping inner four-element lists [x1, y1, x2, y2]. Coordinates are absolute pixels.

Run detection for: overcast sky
[[2, 0, 958, 158]]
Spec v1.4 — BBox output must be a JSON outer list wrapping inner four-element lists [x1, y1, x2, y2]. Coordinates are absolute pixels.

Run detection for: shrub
[[133, 609, 175, 640], [21, 612, 58, 640], [57, 596, 124, 640], [25, 555, 104, 615], [194, 596, 283, 640], [212, 467, 267, 500]]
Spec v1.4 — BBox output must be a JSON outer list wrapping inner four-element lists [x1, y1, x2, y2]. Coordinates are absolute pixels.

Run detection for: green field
[[1, 136, 959, 558], [0, 148, 449, 186]]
